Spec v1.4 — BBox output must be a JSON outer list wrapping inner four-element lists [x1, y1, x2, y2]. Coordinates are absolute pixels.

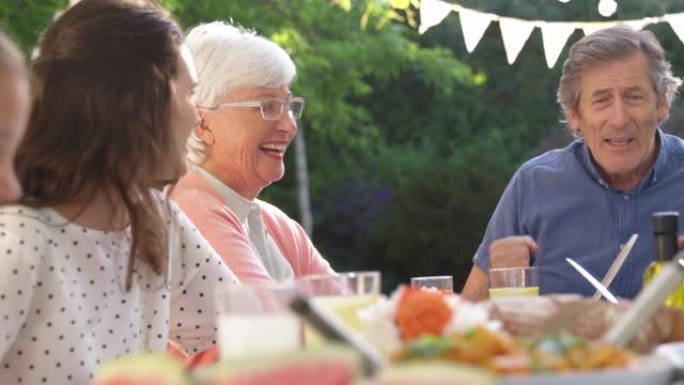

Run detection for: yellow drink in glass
[[488, 286, 539, 298], [305, 294, 379, 348], [488, 266, 540, 299]]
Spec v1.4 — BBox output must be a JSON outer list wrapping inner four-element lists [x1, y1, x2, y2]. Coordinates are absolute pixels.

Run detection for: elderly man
[[171, 21, 334, 283], [463, 25, 684, 300]]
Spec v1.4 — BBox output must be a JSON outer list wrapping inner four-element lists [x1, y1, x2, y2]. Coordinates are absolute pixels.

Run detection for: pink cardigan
[[171, 168, 334, 283]]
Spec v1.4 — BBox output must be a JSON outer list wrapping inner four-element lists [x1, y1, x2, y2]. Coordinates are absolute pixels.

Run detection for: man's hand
[[462, 236, 539, 301], [489, 236, 539, 268]]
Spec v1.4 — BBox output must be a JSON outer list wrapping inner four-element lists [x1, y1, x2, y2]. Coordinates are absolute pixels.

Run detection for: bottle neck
[[654, 232, 678, 262]]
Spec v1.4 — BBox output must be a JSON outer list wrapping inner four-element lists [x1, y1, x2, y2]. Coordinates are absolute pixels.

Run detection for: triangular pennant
[[581, 21, 619, 36], [419, 0, 455, 34], [665, 13, 684, 47], [459, 8, 492, 53], [623, 18, 653, 31], [499, 17, 535, 65], [540, 22, 576, 69]]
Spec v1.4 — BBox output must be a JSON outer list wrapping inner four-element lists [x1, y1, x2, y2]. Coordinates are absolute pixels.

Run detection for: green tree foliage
[[0, 0, 66, 55], [5, 0, 684, 292], [169, 0, 488, 290]]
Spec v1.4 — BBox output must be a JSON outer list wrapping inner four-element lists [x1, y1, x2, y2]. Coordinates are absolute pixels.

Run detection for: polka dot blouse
[[0, 192, 239, 384]]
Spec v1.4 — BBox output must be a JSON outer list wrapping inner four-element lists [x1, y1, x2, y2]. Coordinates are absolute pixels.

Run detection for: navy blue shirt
[[474, 130, 684, 298]]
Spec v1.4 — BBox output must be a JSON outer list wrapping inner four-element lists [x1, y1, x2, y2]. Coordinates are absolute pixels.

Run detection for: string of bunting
[[420, 0, 684, 68]]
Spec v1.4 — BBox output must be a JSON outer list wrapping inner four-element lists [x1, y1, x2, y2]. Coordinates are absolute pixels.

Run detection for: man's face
[[568, 51, 669, 189]]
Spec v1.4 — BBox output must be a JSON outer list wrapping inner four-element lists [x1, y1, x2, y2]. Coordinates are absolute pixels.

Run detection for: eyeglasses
[[210, 97, 305, 120]]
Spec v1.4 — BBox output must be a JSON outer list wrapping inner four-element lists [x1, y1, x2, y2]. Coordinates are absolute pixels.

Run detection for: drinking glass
[[410, 275, 454, 293], [296, 271, 381, 347], [488, 266, 540, 298], [215, 282, 302, 360]]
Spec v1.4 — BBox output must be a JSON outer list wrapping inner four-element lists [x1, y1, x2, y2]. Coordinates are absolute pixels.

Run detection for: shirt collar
[[576, 128, 666, 192], [650, 128, 668, 186], [194, 166, 257, 223]]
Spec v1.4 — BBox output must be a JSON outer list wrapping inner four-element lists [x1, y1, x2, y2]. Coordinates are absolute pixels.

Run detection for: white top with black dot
[[0, 192, 239, 384]]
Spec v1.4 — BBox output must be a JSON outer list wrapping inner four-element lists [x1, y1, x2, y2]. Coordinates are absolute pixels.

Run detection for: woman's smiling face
[[200, 85, 297, 199]]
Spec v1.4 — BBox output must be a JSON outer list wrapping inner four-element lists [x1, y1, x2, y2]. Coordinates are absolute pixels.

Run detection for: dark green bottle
[[642, 211, 684, 307]]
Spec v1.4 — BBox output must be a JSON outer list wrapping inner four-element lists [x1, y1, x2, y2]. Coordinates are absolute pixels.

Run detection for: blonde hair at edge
[[184, 21, 296, 166]]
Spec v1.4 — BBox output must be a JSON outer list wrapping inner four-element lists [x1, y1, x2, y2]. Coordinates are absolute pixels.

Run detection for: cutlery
[[566, 257, 619, 304], [592, 234, 638, 300]]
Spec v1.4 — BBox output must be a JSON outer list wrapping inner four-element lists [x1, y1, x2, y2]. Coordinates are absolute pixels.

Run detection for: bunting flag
[[419, 0, 454, 34], [664, 13, 684, 47], [499, 17, 535, 65], [420, 0, 684, 68], [540, 22, 576, 68], [458, 8, 492, 53]]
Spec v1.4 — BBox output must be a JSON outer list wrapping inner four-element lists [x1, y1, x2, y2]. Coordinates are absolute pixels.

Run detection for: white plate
[[656, 341, 684, 368], [502, 354, 674, 385]]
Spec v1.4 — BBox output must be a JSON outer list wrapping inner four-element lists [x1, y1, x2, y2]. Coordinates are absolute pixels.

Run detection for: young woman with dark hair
[[0, 1, 238, 383]]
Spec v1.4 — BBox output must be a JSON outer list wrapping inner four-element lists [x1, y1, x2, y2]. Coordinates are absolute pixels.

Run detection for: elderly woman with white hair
[[172, 21, 334, 283]]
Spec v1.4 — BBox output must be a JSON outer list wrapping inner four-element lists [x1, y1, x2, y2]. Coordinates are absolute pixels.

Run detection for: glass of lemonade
[[296, 271, 381, 348], [488, 266, 540, 298], [215, 282, 302, 360]]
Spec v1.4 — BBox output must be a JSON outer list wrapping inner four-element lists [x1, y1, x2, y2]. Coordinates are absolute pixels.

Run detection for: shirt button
[[623, 194, 630, 200]]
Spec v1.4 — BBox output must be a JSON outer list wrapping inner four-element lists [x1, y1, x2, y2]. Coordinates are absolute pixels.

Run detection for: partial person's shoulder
[[661, 131, 684, 159], [518, 141, 580, 172], [256, 199, 310, 238], [256, 199, 294, 223], [169, 175, 228, 221], [151, 190, 193, 228], [0, 205, 56, 264], [0, 204, 57, 233], [171, 169, 219, 199]]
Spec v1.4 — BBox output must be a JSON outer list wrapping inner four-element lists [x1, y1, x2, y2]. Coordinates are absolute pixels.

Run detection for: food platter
[[502, 354, 675, 385]]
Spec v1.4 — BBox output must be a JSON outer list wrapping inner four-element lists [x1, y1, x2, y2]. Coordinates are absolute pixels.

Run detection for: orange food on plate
[[392, 326, 635, 376], [395, 288, 452, 340]]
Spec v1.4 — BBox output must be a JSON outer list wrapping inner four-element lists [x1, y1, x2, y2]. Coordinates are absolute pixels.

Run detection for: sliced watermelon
[[196, 344, 361, 385], [93, 353, 192, 385], [378, 362, 497, 385]]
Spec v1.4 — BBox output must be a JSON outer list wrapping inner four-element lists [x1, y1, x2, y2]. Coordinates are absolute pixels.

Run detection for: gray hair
[[557, 25, 682, 128], [185, 21, 297, 165]]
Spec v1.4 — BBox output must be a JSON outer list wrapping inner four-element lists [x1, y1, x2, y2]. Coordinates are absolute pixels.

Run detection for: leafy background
[[3, 0, 684, 292]]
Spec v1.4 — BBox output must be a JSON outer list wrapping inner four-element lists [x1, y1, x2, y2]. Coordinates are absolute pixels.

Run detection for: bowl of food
[[360, 287, 680, 384]]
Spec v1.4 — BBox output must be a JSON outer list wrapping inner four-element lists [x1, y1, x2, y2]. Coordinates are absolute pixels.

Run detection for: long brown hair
[[17, 0, 183, 290]]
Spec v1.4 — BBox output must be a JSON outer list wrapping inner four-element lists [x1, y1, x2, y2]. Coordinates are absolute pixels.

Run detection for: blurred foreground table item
[[604, 256, 684, 348], [488, 266, 539, 298], [296, 271, 381, 349], [410, 275, 453, 293], [215, 282, 302, 360]]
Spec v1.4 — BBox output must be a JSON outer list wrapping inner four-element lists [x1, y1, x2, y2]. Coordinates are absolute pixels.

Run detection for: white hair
[[184, 21, 297, 165]]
